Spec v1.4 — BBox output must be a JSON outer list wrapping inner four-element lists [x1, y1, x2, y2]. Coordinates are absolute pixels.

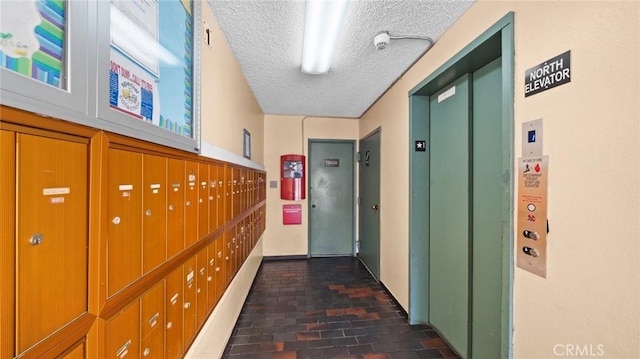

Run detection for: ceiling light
[[301, 0, 349, 75]]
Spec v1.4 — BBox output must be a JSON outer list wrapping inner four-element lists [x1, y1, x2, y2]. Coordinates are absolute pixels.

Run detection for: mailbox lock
[[184, 302, 191, 309], [168, 204, 174, 211], [112, 217, 121, 225], [186, 201, 191, 206], [167, 321, 173, 329], [145, 209, 152, 216], [143, 348, 151, 357], [29, 233, 44, 246], [208, 276, 213, 282]]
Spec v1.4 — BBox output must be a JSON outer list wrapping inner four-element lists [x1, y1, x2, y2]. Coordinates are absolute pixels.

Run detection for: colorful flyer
[[109, 50, 159, 124]]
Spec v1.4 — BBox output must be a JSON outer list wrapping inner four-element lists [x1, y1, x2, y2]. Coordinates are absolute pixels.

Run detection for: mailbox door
[[214, 237, 226, 300], [225, 231, 234, 285], [224, 166, 232, 223], [142, 154, 167, 274], [105, 301, 140, 359], [198, 163, 209, 240], [165, 267, 183, 359], [0, 130, 14, 359], [196, 247, 208, 327], [141, 281, 164, 359], [208, 165, 218, 232], [58, 339, 85, 359], [216, 165, 224, 229], [16, 134, 89, 352], [184, 161, 198, 247], [167, 158, 185, 259], [140, 281, 164, 342], [107, 148, 142, 297], [206, 241, 217, 310], [182, 256, 197, 346]]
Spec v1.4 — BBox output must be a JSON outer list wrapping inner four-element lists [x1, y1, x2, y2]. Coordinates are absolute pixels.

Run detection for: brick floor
[[222, 257, 460, 359]]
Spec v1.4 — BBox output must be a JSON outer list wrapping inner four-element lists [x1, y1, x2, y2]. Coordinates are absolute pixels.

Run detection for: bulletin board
[[0, 0, 66, 89], [0, 0, 200, 153], [108, 0, 194, 139]]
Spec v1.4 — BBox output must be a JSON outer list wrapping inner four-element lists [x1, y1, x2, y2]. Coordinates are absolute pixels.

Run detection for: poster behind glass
[[0, 0, 67, 89], [109, 0, 193, 138]]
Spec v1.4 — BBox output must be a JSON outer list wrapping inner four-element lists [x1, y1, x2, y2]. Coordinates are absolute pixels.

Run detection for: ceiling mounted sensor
[[374, 31, 434, 50]]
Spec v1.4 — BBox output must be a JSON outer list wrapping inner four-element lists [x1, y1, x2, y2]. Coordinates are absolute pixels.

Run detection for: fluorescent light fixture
[[301, 0, 349, 74]]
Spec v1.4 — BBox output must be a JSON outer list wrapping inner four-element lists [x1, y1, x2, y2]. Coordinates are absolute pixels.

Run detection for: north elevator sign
[[525, 51, 571, 97]]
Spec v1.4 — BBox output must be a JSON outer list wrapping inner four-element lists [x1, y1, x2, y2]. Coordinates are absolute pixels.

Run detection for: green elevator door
[[428, 58, 503, 359], [429, 74, 471, 357], [471, 57, 503, 359], [308, 140, 355, 256]]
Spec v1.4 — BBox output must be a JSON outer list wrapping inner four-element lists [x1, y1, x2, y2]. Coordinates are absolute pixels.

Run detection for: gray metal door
[[308, 140, 355, 256], [358, 129, 381, 280]]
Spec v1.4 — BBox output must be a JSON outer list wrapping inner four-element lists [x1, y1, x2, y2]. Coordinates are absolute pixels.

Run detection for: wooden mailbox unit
[[0, 106, 266, 358]]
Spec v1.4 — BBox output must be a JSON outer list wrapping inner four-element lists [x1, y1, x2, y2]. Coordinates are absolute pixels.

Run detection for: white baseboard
[[184, 237, 263, 358]]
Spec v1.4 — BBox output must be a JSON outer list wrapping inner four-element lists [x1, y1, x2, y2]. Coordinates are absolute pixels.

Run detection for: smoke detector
[[373, 31, 434, 50], [374, 31, 391, 50]]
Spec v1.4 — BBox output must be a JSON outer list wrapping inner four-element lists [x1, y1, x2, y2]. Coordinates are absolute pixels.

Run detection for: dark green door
[[429, 74, 471, 357], [358, 129, 381, 280], [308, 140, 355, 256], [471, 57, 503, 359], [428, 58, 503, 359]]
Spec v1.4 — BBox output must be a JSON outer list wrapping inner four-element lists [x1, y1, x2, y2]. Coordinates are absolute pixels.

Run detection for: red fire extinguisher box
[[280, 154, 305, 200]]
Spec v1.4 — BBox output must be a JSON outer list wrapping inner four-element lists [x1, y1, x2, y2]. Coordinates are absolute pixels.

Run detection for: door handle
[[371, 204, 379, 210]]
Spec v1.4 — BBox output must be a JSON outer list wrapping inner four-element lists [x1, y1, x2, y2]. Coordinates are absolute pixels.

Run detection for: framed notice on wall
[[102, 0, 198, 150], [243, 129, 251, 159]]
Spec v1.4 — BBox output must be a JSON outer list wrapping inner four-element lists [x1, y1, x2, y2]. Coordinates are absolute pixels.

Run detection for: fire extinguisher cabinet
[[280, 154, 305, 200]]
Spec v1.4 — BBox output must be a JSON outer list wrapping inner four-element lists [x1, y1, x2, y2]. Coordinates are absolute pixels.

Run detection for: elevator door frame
[[407, 12, 515, 359]]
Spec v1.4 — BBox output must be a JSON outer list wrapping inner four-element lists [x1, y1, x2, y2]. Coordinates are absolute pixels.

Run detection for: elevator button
[[522, 246, 540, 257]]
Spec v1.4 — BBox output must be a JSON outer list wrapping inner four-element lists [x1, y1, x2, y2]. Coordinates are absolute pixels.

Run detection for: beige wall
[[263, 115, 359, 256], [360, 1, 639, 358], [200, 2, 264, 164], [187, 4, 266, 356]]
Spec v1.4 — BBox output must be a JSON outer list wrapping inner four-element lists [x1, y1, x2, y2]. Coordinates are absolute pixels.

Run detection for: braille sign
[[525, 50, 571, 97], [415, 140, 426, 152]]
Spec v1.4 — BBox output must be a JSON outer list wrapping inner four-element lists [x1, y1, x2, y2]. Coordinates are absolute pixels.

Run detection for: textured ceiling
[[208, 0, 474, 118]]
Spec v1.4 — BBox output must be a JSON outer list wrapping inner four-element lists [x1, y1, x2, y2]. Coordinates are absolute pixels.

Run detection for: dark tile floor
[[222, 257, 459, 359]]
